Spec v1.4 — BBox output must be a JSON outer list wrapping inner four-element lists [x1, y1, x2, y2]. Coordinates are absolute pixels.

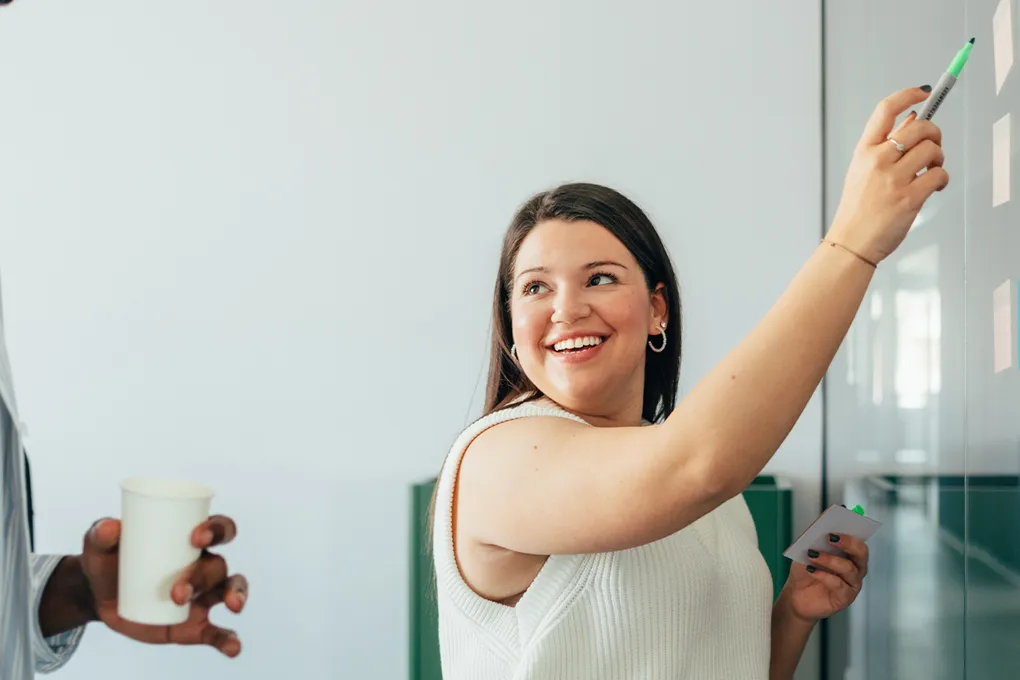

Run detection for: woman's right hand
[[827, 86, 950, 265]]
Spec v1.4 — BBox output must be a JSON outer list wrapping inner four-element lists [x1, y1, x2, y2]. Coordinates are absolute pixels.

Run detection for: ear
[[648, 283, 668, 333]]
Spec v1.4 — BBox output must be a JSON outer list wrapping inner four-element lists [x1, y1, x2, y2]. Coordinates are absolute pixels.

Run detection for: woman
[[431, 85, 946, 679]]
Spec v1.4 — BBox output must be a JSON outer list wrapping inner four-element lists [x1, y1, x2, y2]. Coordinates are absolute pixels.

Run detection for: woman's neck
[[536, 396, 644, 428]]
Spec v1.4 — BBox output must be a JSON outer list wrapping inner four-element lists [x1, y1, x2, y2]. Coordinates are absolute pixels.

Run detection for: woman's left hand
[[782, 532, 869, 622]]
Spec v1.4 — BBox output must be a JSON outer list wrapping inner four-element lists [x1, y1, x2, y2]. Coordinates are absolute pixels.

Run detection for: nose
[[550, 286, 591, 325]]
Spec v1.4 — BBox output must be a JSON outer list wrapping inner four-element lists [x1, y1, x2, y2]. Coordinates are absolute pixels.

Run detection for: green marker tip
[[852, 504, 865, 516], [949, 39, 974, 77]]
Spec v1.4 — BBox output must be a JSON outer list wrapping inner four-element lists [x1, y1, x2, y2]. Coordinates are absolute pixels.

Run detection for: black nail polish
[[829, 533, 840, 543], [808, 549, 820, 558], [807, 565, 817, 573], [920, 84, 932, 92]]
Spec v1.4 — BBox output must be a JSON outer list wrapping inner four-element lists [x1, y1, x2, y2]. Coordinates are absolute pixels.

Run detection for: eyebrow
[[515, 260, 629, 281]]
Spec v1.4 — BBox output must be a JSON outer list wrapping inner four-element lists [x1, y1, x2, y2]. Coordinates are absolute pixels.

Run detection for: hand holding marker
[[894, 38, 973, 181]]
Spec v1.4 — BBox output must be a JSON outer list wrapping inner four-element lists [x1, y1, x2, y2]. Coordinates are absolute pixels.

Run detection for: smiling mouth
[[549, 336, 606, 353]]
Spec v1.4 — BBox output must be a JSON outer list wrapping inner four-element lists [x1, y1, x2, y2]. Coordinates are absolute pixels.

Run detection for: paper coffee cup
[[117, 477, 215, 625]]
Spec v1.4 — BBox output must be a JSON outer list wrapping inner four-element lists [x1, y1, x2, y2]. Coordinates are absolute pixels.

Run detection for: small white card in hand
[[783, 504, 882, 565]]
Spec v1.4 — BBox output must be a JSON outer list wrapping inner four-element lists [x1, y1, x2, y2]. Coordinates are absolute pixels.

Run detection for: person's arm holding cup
[[34, 480, 247, 659]]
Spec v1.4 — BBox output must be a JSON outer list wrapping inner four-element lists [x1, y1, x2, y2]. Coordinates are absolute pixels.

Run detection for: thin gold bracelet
[[821, 239, 877, 269]]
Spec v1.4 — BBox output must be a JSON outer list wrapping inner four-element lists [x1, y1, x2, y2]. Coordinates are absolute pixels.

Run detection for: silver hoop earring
[[648, 322, 667, 353], [510, 344, 518, 359]]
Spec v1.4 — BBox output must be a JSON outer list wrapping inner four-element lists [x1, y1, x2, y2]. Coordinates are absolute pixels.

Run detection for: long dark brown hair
[[486, 182, 683, 422], [424, 183, 684, 573]]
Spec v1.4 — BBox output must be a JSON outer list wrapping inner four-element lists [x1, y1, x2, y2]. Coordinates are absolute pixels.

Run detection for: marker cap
[[949, 38, 975, 77]]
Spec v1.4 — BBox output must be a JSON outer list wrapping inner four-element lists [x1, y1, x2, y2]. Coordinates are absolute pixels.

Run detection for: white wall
[[0, 1, 821, 678]]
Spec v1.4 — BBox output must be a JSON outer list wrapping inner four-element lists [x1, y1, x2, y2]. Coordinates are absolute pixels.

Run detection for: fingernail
[[237, 592, 247, 607], [182, 584, 194, 601], [807, 565, 817, 573], [829, 533, 840, 543], [89, 517, 112, 539], [920, 84, 932, 92], [200, 530, 214, 545], [808, 549, 820, 558]]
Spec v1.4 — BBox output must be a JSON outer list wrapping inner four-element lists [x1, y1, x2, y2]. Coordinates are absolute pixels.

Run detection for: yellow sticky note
[[994, 280, 1013, 373], [994, 0, 1014, 94], [994, 113, 1011, 207]]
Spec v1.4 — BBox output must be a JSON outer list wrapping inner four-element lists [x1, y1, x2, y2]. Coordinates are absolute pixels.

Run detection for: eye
[[588, 272, 618, 287], [522, 280, 550, 296]]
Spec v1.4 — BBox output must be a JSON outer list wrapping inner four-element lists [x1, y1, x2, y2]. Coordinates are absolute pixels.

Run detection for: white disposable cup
[[117, 478, 215, 625]]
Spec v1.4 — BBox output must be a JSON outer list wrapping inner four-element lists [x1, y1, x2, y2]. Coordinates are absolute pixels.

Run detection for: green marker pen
[[918, 38, 975, 120]]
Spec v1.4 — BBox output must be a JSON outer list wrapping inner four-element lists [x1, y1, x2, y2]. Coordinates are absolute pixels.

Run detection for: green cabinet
[[409, 482, 442, 680], [936, 475, 1020, 574], [410, 475, 794, 680], [742, 475, 794, 602]]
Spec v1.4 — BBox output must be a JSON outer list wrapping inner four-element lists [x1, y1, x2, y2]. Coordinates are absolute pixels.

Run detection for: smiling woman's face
[[509, 218, 667, 419]]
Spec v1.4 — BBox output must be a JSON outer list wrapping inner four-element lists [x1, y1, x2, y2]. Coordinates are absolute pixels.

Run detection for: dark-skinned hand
[[80, 515, 247, 657]]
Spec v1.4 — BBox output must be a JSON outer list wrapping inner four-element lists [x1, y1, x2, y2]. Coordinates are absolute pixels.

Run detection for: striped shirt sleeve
[[30, 553, 86, 674]]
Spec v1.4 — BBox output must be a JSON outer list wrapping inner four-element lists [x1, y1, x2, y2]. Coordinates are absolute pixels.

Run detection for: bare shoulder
[[450, 400, 691, 556], [460, 404, 588, 477], [452, 406, 588, 600]]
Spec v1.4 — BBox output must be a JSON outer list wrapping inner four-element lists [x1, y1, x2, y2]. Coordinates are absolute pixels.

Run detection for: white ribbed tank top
[[432, 402, 774, 680]]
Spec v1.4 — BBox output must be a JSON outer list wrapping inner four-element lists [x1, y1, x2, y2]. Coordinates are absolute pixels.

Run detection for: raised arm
[[459, 86, 948, 557]]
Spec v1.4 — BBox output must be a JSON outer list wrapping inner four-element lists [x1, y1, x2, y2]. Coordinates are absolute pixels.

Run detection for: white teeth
[[553, 336, 604, 352]]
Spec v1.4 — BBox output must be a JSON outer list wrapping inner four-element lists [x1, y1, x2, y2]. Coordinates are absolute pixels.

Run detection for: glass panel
[[824, 1, 967, 678], [963, 2, 1020, 678]]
